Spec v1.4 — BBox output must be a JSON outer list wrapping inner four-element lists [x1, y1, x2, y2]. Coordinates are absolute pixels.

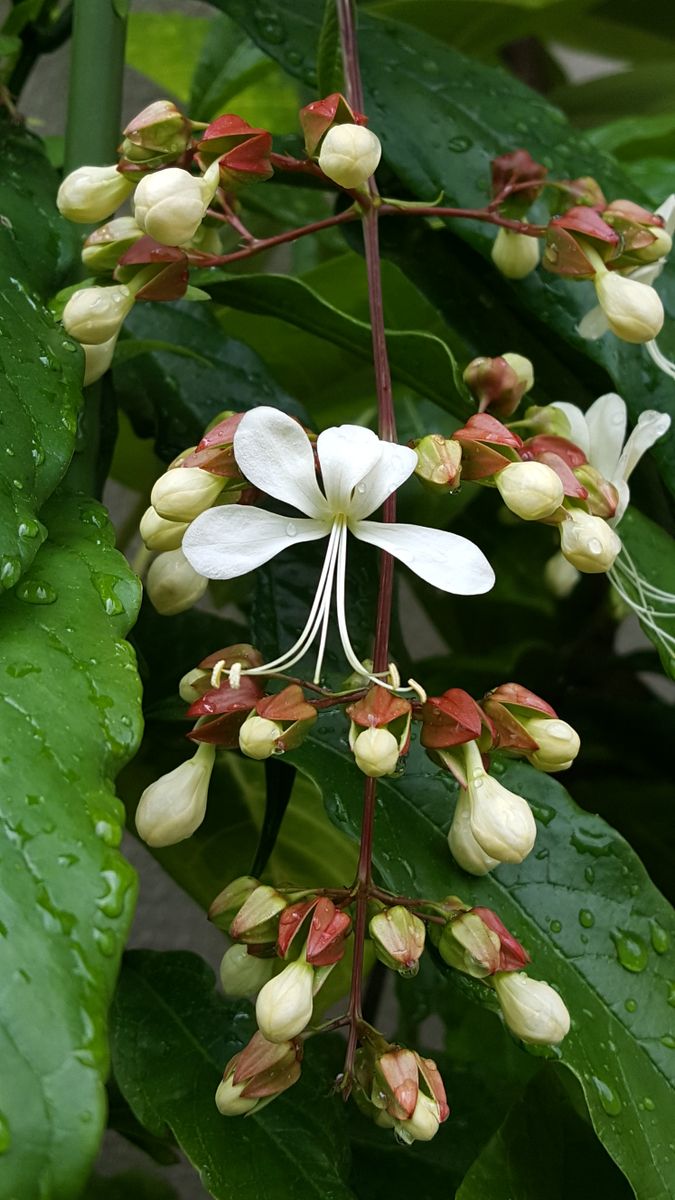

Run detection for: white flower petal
[[616, 410, 671, 487], [233, 406, 329, 518], [182, 506, 328, 579], [577, 304, 610, 341], [629, 261, 664, 287], [316, 424, 382, 512], [655, 193, 675, 236], [348, 441, 418, 520], [550, 403, 591, 457], [352, 520, 495, 594], [585, 392, 626, 481]]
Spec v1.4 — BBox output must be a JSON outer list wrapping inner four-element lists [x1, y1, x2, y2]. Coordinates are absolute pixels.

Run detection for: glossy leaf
[[111, 950, 356, 1200], [205, 271, 470, 418], [0, 118, 83, 587], [125, 12, 209, 101], [0, 494, 142, 1198], [289, 714, 675, 1200]]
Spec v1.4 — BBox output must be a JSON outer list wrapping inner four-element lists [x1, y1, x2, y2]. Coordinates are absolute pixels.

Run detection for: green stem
[[64, 0, 126, 172]]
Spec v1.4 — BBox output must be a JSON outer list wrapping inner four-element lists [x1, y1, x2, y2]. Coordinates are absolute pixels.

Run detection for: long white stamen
[[610, 548, 675, 662], [646, 339, 675, 382]]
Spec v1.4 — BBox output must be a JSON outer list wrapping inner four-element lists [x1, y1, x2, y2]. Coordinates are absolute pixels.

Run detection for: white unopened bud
[[135, 742, 215, 847], [448, 788, 500, 876], [238, 714, 283, 760], [145, 548, 208, 615], [465, 745, 536, 864], [82, 334, 117, 385], [396, 1093, 442, 1144], [57, 163, 134, 223], [318, 124, 382, 190], [594, 271, 664, 343], [133, 164, 219, 246], [139, 505, 188, 551], [494, 971, 570, 1044], [255, 961, 314, 1042], [215, 1076, 258, 1116], [631, 224, 672, 265], [219, 944, 276, 998], [151, 466, 225, 522], [501, 352, 534, 394], [491, 228, 540, 279], [559, 509, 621, 574], [544, 551, 580, 598], [496, 461, 564, 520], [63, 285, 134, 345], [353, 727, 399, 778], [523, 716, 580, 772]]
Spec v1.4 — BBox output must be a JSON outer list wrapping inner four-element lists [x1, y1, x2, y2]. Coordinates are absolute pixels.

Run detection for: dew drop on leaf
[[579, 909, 595, 929], [591, 1076, 622, 1116], [612, 929, 649, 973], [649, 919, 669, 954]]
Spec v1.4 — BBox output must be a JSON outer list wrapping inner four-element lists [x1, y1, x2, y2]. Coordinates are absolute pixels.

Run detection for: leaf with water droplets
[[0, 116, 83, 588], [0, 494, 142, 1197]]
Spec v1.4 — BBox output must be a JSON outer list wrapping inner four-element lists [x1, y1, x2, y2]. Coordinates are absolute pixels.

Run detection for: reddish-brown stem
[[199, 206, 360, 266], [378, 202, 546, 236]]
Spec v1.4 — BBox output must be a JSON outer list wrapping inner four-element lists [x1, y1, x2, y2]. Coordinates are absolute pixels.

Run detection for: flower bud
[[369, 906, 425, 977], [255, 961, 315, 1042], [139, 505, 188, 552], [352, 727, 400, 778], [151, 466, 225, 522], [135, 742, 215, 847], [208, 875, 259, 930], [81, 216, 143, 272], [463, 354, 533, 419], [57, 163, 134, 223], [494, 971, 570, 1044], [438, 911, 501, 978], [119, 100, 193, 172], [229, 884, 287, 943], [238, 713, 284, 760], [412, 434, 462, 491], [397, 1092, 442, 1143], [559, 509, 621, 574], [216, 1030, 302, 1116], [145, 548, 208, 616], [82, 334, 118, 386], [521, 716, 580, 772], [491, 228, 540, 279], [448, 789, 500, 876], [62, 285, 134, 345], [544, 550, 580, 597], [594, 271, 664, 343], [501, 353, 534, 395], [133, 164, 220, 246], [464, 742, 536, 863], [496, 461, 564, 520], [318, 123, 382, 189], [219, 944, 276, 998], [630, 223, 672, 264]]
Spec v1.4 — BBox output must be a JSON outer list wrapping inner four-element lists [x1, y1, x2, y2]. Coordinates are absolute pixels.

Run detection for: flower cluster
[[56, 95, 383, 385], [206, 877, 569, 1133]]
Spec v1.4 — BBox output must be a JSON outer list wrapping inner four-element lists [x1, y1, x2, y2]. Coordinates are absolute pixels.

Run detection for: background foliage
[[0, 1, 673, 1197]]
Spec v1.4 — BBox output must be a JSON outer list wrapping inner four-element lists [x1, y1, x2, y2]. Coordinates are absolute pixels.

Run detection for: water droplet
[[530, 801, 556, 826], [667, 982, 675, 1009], [585, 866, 595, 884], [643, 1097, 655, 1111], [448, 135, 471, 153], [579, 909, 595, 929], [16, 579, 57, 605], [91, 572, 125, 616], [18, 518, 40, 539], [591, 1076, 622, 1116], [550, 919, 562, 933], [0, 1111, 11, 1154], [286, 48, 302, 66], [0, 556, 21, 589], [97, 868, 132, 919], [649, 919, 669, 954], [612, 929, 649, 973], [356, 482, 367, 494], [94, 928, 117, 957], [661, 1034, 675, 1049], [571, 828, 614, 858], [93, 815, 122, 846], [253, 9, 286, 43], [285, 522, 297, 537]]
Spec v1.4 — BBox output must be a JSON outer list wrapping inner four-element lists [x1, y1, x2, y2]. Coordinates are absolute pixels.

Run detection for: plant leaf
[[289, 715, 675, 1200], [0, 493, 142, 1198], [111, 950, 356, 1200], [613, 507, 675, 680]]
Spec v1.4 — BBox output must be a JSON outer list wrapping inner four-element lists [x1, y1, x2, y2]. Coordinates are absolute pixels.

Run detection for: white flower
[[57, 163, 134, 223], [63, 285, 135, 345], [238, 714, 283, 760], [82, 333, 118, 386], [495, 461, 564, 521], [351, 727, 400, 777], [491, 228, 540, 280], [151, 465, 225, 522], [395, 1093, 442, 1144], [551, 392, 670, 524], [462, 741, 536, 864], [559, 509, 621, 574], [255, 960, 314, 1042], [135, 742, 215, 847], [182, 407, 494, 685], [522, 716, 580, 772], [448, 788, 500, 876], [215, 1076, 258, 1116], [219, 944, 276, 999], [133, 162, 221, 246], [494, 971, 570, 1044], [139, 505, 189, 552], [593, 272, 664, 344], [318, 124, 382, 189], [145, 548, 208, 616]]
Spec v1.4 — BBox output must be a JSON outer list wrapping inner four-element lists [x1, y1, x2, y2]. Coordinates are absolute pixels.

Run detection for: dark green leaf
[[205, 271, 469, 418], [111, 950, 356, 1200], [317, 0, 344, 98], [456, 1070, 633, 1200], [189, 12, 270, 123], [289, 716, 675, 1200], [116, 299, 305, 462], [84, 1172, 180, 1200], [125, 12, 209, 101], [0, 494, 142, 1198], [0, 119, 84, 587]]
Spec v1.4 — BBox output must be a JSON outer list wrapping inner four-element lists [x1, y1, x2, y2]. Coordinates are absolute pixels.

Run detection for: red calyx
[[420, 688, 484, 749], [472, 906, 530, 971]]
